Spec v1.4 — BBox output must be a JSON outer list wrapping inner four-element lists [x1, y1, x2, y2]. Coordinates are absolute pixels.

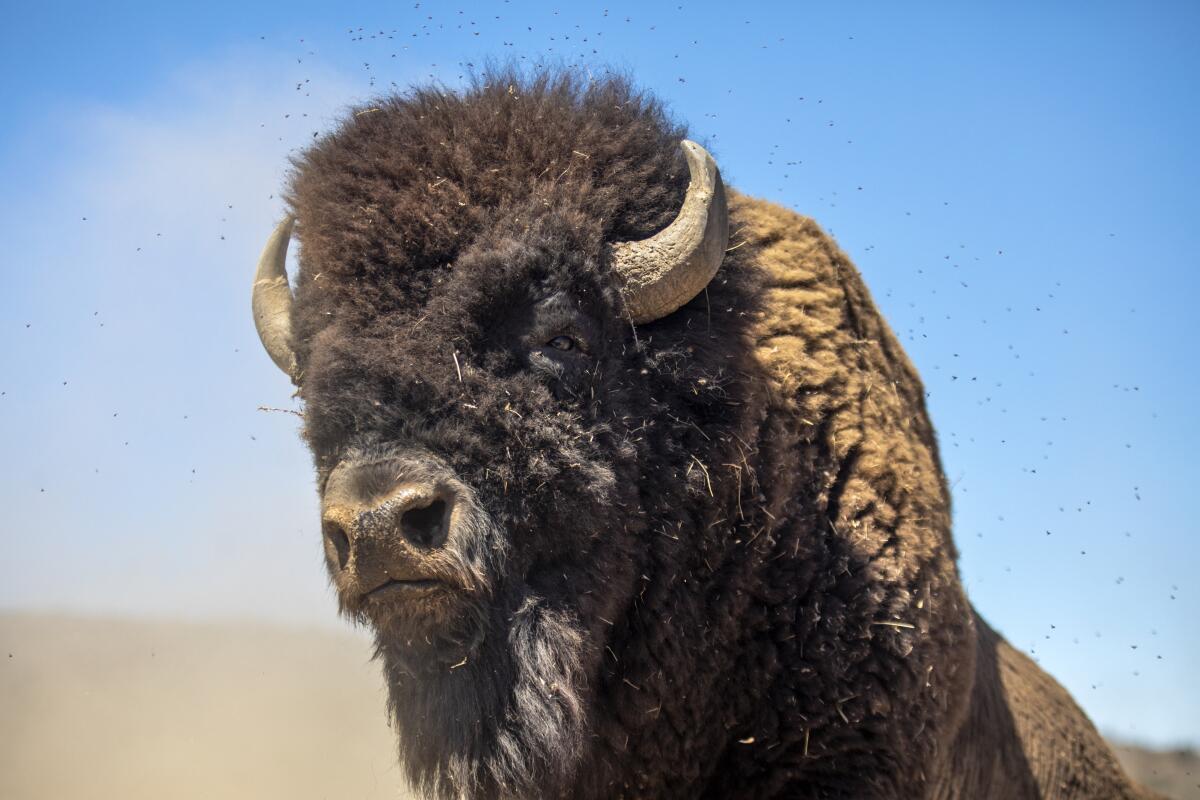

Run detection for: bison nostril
[[323, 519, 351, 570], [400, 498, 449, 549]]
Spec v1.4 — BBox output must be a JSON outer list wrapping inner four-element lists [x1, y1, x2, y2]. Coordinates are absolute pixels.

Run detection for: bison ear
[[609, 140, 730, 324], [252, 216, 301, 382]]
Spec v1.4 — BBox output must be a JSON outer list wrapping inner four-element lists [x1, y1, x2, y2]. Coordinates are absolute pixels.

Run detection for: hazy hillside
[[1113, 743, 1200, 800], [0, 612, 405, 800], [1, 612, 1193, 799]]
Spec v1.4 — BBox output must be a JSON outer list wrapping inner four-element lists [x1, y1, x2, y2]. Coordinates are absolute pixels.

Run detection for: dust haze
[[1, 612, 409, 799]]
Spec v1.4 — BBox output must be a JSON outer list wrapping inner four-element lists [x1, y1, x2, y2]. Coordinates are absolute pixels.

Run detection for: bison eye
[[546, 335, 576, 352]]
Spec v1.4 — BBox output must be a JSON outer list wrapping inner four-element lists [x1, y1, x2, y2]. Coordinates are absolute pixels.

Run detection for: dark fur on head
[[283, 68, 1149, 800]]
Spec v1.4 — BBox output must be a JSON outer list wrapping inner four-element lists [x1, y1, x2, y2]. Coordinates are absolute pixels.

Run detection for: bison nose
[[395, 494, 451, 548], [321, 513, 353, 571], [321, 483, 455, 570]]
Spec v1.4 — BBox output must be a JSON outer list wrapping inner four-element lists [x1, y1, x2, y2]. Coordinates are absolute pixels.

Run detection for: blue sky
[[2, 0, 1197, 747]]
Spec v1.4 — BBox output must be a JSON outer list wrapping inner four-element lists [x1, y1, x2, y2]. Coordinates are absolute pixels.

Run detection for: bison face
[[251, 139, 747, 797], [302, 230, 637, 672]]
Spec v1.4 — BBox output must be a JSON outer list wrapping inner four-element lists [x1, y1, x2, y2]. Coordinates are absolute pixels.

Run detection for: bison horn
[[610, 140, 730, 324], [252, 216, 300, 381]]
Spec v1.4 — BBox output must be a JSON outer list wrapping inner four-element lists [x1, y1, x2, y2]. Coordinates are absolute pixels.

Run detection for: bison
[[249, 71, 1152, 799]]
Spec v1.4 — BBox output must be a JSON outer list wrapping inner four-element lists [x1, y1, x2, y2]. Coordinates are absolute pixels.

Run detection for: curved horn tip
[[681, 139, 708, 158], [252, 215, 301, 382]]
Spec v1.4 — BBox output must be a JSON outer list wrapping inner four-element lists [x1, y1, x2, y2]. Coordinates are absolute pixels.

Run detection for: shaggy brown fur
[[279, 70, 1151, 799], [738, 196, 1154, 799]]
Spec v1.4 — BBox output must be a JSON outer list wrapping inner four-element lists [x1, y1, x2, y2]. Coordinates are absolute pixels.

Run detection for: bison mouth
[[347, 572, 460, 612], [364, 577, 446, 602], [348, 570, 483, 650], [363, 579, 490, 668]]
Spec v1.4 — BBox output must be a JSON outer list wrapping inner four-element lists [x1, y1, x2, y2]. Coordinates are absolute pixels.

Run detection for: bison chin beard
[[377, 587, 591, 800]]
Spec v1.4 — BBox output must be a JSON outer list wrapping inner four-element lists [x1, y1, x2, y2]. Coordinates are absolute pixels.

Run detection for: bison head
[[250, 75, 763, 799]]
